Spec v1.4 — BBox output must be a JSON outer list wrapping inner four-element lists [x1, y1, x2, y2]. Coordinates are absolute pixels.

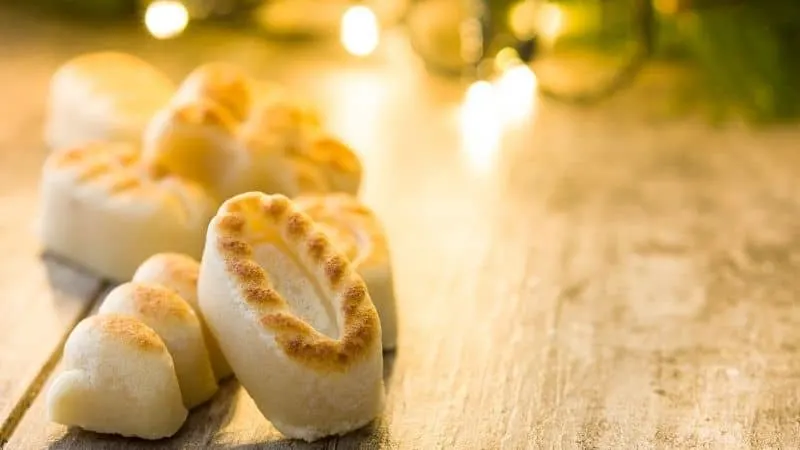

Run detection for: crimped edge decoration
[[293, 193, 390, 268], [211, 192, 381, 372]]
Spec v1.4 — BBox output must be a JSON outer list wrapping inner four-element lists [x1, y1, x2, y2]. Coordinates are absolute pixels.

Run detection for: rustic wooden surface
[[0, 38, 107, 442], [2, 5, 800, 449]]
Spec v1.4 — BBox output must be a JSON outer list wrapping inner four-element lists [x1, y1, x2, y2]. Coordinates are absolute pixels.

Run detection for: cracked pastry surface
[[44, 51, 174, 151], [133, 253, 233, 380], [198, 192, 384, 441], [294, 193, 398, 350], [38, 142, 216, 281], [98, 282, 219, 408], [46, 314, 187, 440]]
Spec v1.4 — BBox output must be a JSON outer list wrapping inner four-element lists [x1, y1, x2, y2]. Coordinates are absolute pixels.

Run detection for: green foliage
[[17, 0, 800, 122], [680, 2, 800, 122], [488, 0, 800, 122]]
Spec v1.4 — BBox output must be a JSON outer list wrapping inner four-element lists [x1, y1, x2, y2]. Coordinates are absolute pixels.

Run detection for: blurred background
[[6, 0, 800, 125], [2, 3, 800, 448]]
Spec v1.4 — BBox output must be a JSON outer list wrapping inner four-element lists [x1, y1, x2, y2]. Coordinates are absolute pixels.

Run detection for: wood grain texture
[[3, 4, 800, 449], [0, 30, 107, 443]]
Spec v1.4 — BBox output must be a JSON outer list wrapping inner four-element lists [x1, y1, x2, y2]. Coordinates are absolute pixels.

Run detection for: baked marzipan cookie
[[44, 52, 174, 151], [133, 253, 233, 380], [46, 314, 187, 439], [198, 193, 385, 442], [98, 282, 218, 408], [38, 142, 217, 281], [294, 193, 397, 350], [141, 62, 362, 200]]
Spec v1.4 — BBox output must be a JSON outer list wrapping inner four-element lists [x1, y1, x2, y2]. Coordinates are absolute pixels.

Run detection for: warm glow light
[[495, 63, 537, 123], [537, 3, 564, 42], [144, 0, 189, 39], [654, 0, 681, 15], [495, 47, 522, 73], [340, 6, 380, 57], [460, 81, 502, 173], [508, 0, 539, 39]]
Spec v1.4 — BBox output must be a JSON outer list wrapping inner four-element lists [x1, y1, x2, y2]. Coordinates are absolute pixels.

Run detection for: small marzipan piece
[[38, 142, 217, 281], [44, 51, 174, 151], [46, 314, 187, 439], [133, 253, 233, 380], [141, 61, 362, 200], [199, 192, 385, 442], [294, 193, 398, 350], [98, 282, 218, 409]]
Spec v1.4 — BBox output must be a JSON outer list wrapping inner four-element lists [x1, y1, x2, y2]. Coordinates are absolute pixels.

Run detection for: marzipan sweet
[[294, 193, 398, 350], [46, 314, 187, 439], [142, 62, 362, 200], [199, 192, 385, 441], [38, 142, 216, 281], [98, 282, 219, 408], [133, 253, 233, 380], [44, 52, 174, 150]]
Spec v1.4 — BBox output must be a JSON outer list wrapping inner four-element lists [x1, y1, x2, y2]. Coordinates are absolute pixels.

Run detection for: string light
[[460, 81, 502, 173], [495, 63, 537, 122], [459, 46, 538, 169], [536, 3, 565, 42], [508, 0, 539, 39], [144, 0, 189, 39], [340, 5, 380, 57]]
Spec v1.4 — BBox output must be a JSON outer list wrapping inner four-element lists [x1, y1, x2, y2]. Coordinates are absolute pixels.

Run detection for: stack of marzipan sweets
[[40, 53, 397, 442]]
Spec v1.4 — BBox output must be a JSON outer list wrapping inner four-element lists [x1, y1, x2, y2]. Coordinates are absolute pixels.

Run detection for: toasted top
[[172, 62, 254, 122], [133, 253, 200, 305], [89, 313, 165, 352], [293, 193, 389, 268], [209, 192, 381, 372], [44, 142, 216, 226], [240, 94, 322, 152], [297, 136, 361, 174], [169, 99, 240, 133], [102, 282, 194, 322], [50, 51, 174, 119], [144, 61, 362, 196]]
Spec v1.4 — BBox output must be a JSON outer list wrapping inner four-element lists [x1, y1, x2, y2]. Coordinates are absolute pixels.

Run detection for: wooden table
[[2, 6, 800, 449]]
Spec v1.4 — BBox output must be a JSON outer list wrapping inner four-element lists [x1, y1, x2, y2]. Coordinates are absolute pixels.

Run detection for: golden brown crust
[[243, 97, 322, 151], [50, 142, 137, 170], [304, 137, 362, 175], [212, 192, 380, 372], [107, 174, 142, 194], [141, 253, 200, 287], [144, 61, 362, 198], [217, 214, 246, 234], [49, 143, 143, 190], [171, 99, 239, 132], [43, 142, 214, 223], [116, 282, 193, 321], [177, 62, 253, 122], [217, 236, 251, 257], [293, 193, 389, 268], [93, 314, 164, 352]]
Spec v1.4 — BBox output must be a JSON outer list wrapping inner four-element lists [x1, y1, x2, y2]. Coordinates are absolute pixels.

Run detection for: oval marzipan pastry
[[38, 142, 217, 281], [98, 282, 219, 409], [141, 62, 362, 201], [46, 314, 187, 440], [294, 193, 398, 350], [198, 192, 385, 442], [133, 253, 233, 381]]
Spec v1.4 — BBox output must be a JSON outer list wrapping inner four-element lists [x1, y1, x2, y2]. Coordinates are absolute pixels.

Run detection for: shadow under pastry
[[48, 379, 241, 450]]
